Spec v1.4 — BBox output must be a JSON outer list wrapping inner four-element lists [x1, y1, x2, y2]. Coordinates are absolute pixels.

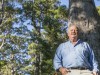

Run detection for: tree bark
[[68, 0, 100, 70]]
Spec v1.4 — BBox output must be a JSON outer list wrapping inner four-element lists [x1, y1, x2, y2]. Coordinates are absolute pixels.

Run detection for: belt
[[69, 67, 88, 70]]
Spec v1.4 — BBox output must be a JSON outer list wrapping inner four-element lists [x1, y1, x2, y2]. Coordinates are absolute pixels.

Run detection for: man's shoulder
[[58, 41, 69, 46], [61, 40, 69, 45], [79, 40, 89, 46]]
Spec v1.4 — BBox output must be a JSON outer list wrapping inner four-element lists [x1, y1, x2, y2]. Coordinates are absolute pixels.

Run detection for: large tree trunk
[[68, 0, 100, 69]]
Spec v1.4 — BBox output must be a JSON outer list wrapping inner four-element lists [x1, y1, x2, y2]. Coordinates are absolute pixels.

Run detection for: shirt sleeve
[[53, 44, 63, 71], [87, 43, 99, 72]]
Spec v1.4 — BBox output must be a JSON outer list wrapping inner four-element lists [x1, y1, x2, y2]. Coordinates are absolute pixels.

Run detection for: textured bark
[[68, 0, 100, 69]]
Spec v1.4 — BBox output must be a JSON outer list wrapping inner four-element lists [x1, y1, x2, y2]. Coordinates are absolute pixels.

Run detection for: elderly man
[[53, 25, 99, 75]]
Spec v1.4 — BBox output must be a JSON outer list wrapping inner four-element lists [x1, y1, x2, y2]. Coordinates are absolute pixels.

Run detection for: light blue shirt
[[53, 39, 99, 72]]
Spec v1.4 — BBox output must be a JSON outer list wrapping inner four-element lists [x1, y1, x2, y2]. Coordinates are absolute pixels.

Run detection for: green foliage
[[0, 60, 7, 68], [97, 6, 100, 16], [25, 0, 68, 75], [0, 0, 31, 75], [0, 0, 68, 75]]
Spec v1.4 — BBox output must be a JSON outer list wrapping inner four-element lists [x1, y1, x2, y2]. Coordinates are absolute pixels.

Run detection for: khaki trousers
[[66, 69, 93, 75]]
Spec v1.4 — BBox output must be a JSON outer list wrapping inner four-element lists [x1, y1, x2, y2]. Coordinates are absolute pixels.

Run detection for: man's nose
[[72, 30, 76, 32]]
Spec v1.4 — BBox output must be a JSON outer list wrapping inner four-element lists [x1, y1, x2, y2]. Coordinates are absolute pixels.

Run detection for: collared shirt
[[53, 39, 99, 72]]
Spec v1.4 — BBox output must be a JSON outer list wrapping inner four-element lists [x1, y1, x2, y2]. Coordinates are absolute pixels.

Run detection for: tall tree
[[1, 0, 68, 75], [0, 0, 31, 75], [22, 0, 68, 75], [68, 0, 100, 70]]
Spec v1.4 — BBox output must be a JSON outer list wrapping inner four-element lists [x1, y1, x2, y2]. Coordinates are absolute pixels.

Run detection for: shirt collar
[[68, 39, 81, 47]]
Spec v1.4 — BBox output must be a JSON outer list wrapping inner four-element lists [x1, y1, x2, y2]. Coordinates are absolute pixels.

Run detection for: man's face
[[68, 25, 78, 41]]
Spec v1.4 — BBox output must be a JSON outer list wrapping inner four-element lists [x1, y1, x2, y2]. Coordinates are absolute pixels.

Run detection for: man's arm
[[53, 44, 63, 71], [91, 51, 99, 75], [87, 43, 99, 75], [92, 72, 98, 75], [53, 43, 71, 75]]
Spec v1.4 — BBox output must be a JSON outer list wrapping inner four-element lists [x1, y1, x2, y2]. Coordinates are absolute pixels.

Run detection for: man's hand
[[92, 71, 98, 75], [59, 67, 70, 75]]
